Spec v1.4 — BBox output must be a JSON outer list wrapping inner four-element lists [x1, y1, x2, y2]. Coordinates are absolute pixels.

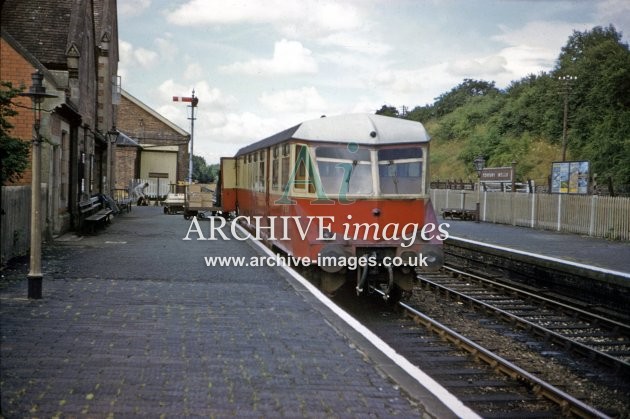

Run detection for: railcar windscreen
[[378, 148, 424, 195], [315, 146, 372, 195]]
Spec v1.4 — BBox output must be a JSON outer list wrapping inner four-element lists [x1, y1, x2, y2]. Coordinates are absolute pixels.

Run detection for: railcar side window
[[378, 147, 424, 195], [271, 146, 280, 191], [315, 145, 372, 195], [281, 144, 290, 192], [293, 145, 316, 193]]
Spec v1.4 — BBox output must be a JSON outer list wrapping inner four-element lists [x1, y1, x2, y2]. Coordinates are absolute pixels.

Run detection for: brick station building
[[1, 1, 190, 264], [114, 90, 190, 197], [1, 0, 119, 263]]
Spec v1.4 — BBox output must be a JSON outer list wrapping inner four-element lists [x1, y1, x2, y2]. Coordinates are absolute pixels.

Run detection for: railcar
[[219, 113, 444, 300]]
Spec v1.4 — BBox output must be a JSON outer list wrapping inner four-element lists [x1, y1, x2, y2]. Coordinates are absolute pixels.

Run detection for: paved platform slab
[[441, 218, 630, 274], [1, 207, 454, 417]]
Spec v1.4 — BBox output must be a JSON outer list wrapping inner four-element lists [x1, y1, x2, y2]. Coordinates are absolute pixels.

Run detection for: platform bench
[[79, 196, 113, 233], [441, 207, 477, 221]]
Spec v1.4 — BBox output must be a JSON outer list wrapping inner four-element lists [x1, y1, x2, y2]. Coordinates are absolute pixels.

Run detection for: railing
[[129, 179, 171, 199], [431, 189, 630, 241]]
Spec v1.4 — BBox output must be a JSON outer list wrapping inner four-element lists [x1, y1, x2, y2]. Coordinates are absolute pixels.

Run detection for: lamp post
[[106, 126, 119, 197], [19, 70, 57, 299], [473, 155, 485, 223]]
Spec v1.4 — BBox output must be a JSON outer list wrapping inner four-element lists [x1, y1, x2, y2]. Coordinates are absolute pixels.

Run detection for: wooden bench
[[441, 207, 478, 221], [79, 196, 113, 233]]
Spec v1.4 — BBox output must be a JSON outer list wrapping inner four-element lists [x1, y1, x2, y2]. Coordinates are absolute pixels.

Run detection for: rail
[[370, 286, 610, 418], [418, 266, 630, 376]]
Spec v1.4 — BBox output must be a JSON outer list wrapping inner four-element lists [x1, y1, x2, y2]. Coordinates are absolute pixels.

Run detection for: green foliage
[[1, 81, 30, 185], [554, 26, 630, 185], [405, 105, 434, 123], [433, 78, 500, 117], [377, 25, 630, 186], [192, 155, 218, 183], [375, 105, 399, 117]]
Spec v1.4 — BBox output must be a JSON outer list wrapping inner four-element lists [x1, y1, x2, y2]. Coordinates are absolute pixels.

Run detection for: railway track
[[332, 268, 629, 417], [418, 266, 630, 377]]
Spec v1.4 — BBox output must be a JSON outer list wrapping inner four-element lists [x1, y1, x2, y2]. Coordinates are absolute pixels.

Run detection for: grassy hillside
[[382, 26, 630, 189]]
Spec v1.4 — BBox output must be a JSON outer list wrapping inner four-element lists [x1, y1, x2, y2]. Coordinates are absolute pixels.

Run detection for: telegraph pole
[[173, 90, 199, 182], [558, 75, 576, 162]]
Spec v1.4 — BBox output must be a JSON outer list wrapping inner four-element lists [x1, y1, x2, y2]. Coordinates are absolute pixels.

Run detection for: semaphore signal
[[173, 90, 198, 183]]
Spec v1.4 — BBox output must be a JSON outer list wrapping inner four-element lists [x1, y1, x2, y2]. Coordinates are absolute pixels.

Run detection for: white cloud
[[595, 0, 630, 37], [193, 112, 285, 163], [184, 63, 204, 80], [155, 36, 178, 61], [156, 79, 237, 115], [134, 47, 159, 68], [371, 69, 426, 94], [119, 40, 159, 70], [165, 0, 362, 37], [220, 39, 318, 76], [369, 63, 461, 106], [259, 87, 327, 113], [493, 21, 583, 50], [447, 55, 508, 77], [119, 0, 151, 18], [497, 45, 556, 79], [318, 31, 391, 55], [488, 20, 593, 84]]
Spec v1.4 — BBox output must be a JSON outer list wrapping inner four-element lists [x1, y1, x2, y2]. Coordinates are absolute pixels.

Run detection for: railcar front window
[[316, 146, 372, 195], [378, 148, 424, 195]]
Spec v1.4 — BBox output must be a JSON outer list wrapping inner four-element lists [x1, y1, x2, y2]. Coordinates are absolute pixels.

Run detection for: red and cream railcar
[[220, 113, 444, 300]]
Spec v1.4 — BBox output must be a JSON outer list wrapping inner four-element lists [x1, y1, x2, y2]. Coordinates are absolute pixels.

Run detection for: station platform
[[0, 207, 473, 418], [441, 218, 630, 275]]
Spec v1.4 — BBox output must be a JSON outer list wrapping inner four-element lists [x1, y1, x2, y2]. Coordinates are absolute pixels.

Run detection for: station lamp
[[19, 70, 57, 299], [106, 125, 120, 144], [473, 155, 486, 223], [473, 155, 486, 176]]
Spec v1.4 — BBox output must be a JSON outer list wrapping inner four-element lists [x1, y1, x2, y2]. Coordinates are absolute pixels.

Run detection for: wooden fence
[[129, 179, 172, 199], [431, 189, 630, 241], [1, 185, 49, 266]]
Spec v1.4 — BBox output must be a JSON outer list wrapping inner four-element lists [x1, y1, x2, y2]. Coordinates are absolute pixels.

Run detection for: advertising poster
[[551, 161, 589, 194]]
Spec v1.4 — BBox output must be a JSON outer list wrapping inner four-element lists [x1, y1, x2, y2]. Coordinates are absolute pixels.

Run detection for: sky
[[117, 0, 630, 164]]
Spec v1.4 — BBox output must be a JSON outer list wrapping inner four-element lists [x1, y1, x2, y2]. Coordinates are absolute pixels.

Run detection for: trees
[[375, 25, 630, 186], [433, 79, 500, 117], [0, 81, 30, 185], [554, 26, 630, 184], [375, 105, 399, 117], [192, 155, 217, 183]]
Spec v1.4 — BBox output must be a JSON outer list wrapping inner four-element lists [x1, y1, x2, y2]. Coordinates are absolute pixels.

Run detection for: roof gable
[[1, 0, 73, 69], [121, 89, 189, 137]]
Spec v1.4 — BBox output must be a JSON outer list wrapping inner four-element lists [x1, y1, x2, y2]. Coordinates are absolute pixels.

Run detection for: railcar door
[[220, 157, 237, 212]]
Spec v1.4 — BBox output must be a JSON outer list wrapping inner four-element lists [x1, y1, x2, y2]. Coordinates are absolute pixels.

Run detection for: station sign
[[480, 167, 513, 182], [148, 172, 169, 178], [551, 161, 589, 194]]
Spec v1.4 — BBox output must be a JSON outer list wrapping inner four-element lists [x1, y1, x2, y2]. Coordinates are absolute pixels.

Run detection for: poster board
[[551, 161, 589, 194]]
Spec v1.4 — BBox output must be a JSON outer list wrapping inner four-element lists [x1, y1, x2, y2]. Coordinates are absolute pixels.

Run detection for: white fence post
[[530, 193, 536, 228], [589, 195, 597, 236], [483, 191, 488, 221], [556, 194, 562, 231]]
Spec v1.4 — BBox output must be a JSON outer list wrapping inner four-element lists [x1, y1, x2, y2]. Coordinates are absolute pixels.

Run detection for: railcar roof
[[235, 113, 430, 156]]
